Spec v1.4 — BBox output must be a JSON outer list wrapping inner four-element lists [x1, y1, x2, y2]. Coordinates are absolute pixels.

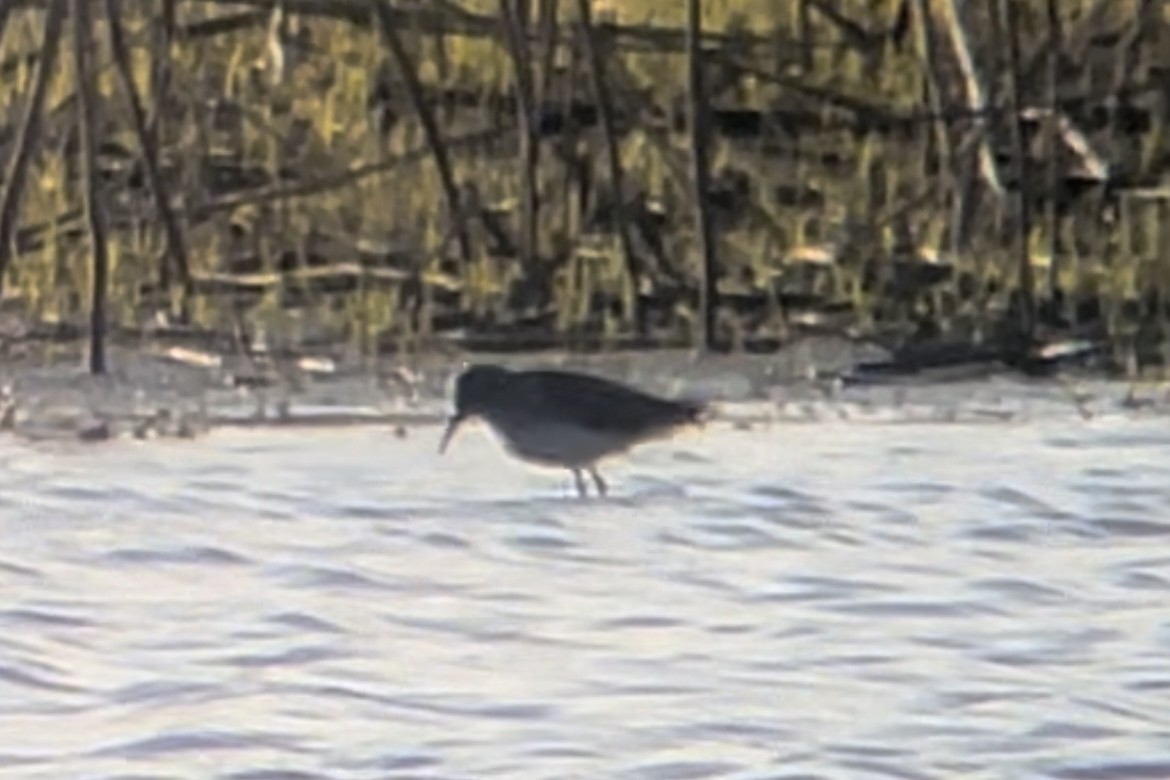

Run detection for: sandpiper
[[438, 364, 707, 497]]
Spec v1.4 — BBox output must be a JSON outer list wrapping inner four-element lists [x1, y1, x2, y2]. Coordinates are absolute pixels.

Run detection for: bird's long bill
[[438, 414, 466, 454]]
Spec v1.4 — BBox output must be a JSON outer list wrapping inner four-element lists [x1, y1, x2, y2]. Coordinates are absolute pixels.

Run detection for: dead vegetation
[[0, 0, 1168, 378]]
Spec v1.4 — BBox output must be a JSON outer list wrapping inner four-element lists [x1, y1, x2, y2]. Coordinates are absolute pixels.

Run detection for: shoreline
[[0, 337, 1167, 446]]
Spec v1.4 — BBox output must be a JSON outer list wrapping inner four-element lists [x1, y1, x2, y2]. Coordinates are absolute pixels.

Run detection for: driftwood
[[190, 262, 461, 296]]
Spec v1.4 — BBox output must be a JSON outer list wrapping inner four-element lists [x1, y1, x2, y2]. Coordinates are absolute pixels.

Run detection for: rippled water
[[2, 377, 1170, 779]]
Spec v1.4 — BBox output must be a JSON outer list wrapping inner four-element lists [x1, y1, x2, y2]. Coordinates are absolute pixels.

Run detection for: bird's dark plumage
[[509, 369, 704, 432], [439, 364, 707, 497]]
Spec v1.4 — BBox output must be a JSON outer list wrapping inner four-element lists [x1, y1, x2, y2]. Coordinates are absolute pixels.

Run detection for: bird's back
[[520, 369, 706, 437]]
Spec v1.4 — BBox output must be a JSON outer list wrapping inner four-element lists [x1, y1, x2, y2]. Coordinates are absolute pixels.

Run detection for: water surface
[[1, 377, 1169, 779]]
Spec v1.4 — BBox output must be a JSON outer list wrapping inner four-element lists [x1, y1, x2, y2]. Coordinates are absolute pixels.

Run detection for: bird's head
[[438, 364, 513, 454]]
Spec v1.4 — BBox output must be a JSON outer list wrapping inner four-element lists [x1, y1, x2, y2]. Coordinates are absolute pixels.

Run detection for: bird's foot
[[572, 468, 588, 499], [588, 466, 608, 498]]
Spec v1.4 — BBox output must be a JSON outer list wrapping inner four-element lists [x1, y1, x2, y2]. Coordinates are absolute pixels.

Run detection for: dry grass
[[0, 0, 1167, 369]]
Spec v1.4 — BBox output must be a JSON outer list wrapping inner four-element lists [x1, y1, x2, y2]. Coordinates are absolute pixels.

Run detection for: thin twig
[[369, 0, 473, 272], [0, 2, 14, 47], [534, 0, 559, 105], [499, 0, 539, 263], [105, 0, 193, 313], [687, 0, 718, 350], [576, 0, 643, 333], [74, 0, 109, 373], [1044, 0, 1061, 297], [191, 0, 784, 56], [909, 0, 951, 176], [11, 125, 506, 257], [150, 0, 177, 135], [0, 0, 67, 296], [999, 0, 1035, 342], [937, 0, 1003, 194], [798, 0, 813, 72]]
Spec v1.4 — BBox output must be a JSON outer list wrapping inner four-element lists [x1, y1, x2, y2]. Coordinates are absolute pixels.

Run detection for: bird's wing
[[528, 371, 705, 434]]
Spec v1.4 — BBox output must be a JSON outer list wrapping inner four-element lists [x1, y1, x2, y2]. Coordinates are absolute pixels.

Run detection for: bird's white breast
[[483, 415, 628, 468]]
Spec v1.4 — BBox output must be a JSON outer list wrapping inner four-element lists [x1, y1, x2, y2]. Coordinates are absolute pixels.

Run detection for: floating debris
[[296, 355, 336, 376], [133, 408, 173, 440], [78, 420, 113, 443], [157, 346, 223, 369], [231, 372, 279, 390], [1120, 387, 1156, 411], [1032, 339, 1101, 364], [133, 417, 157, 440], [175, 415, 200, 439]]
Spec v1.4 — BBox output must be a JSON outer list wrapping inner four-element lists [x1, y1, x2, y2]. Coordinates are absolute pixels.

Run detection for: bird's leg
[[571, 468, 588, 498], [588, 466, 608, 497]]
